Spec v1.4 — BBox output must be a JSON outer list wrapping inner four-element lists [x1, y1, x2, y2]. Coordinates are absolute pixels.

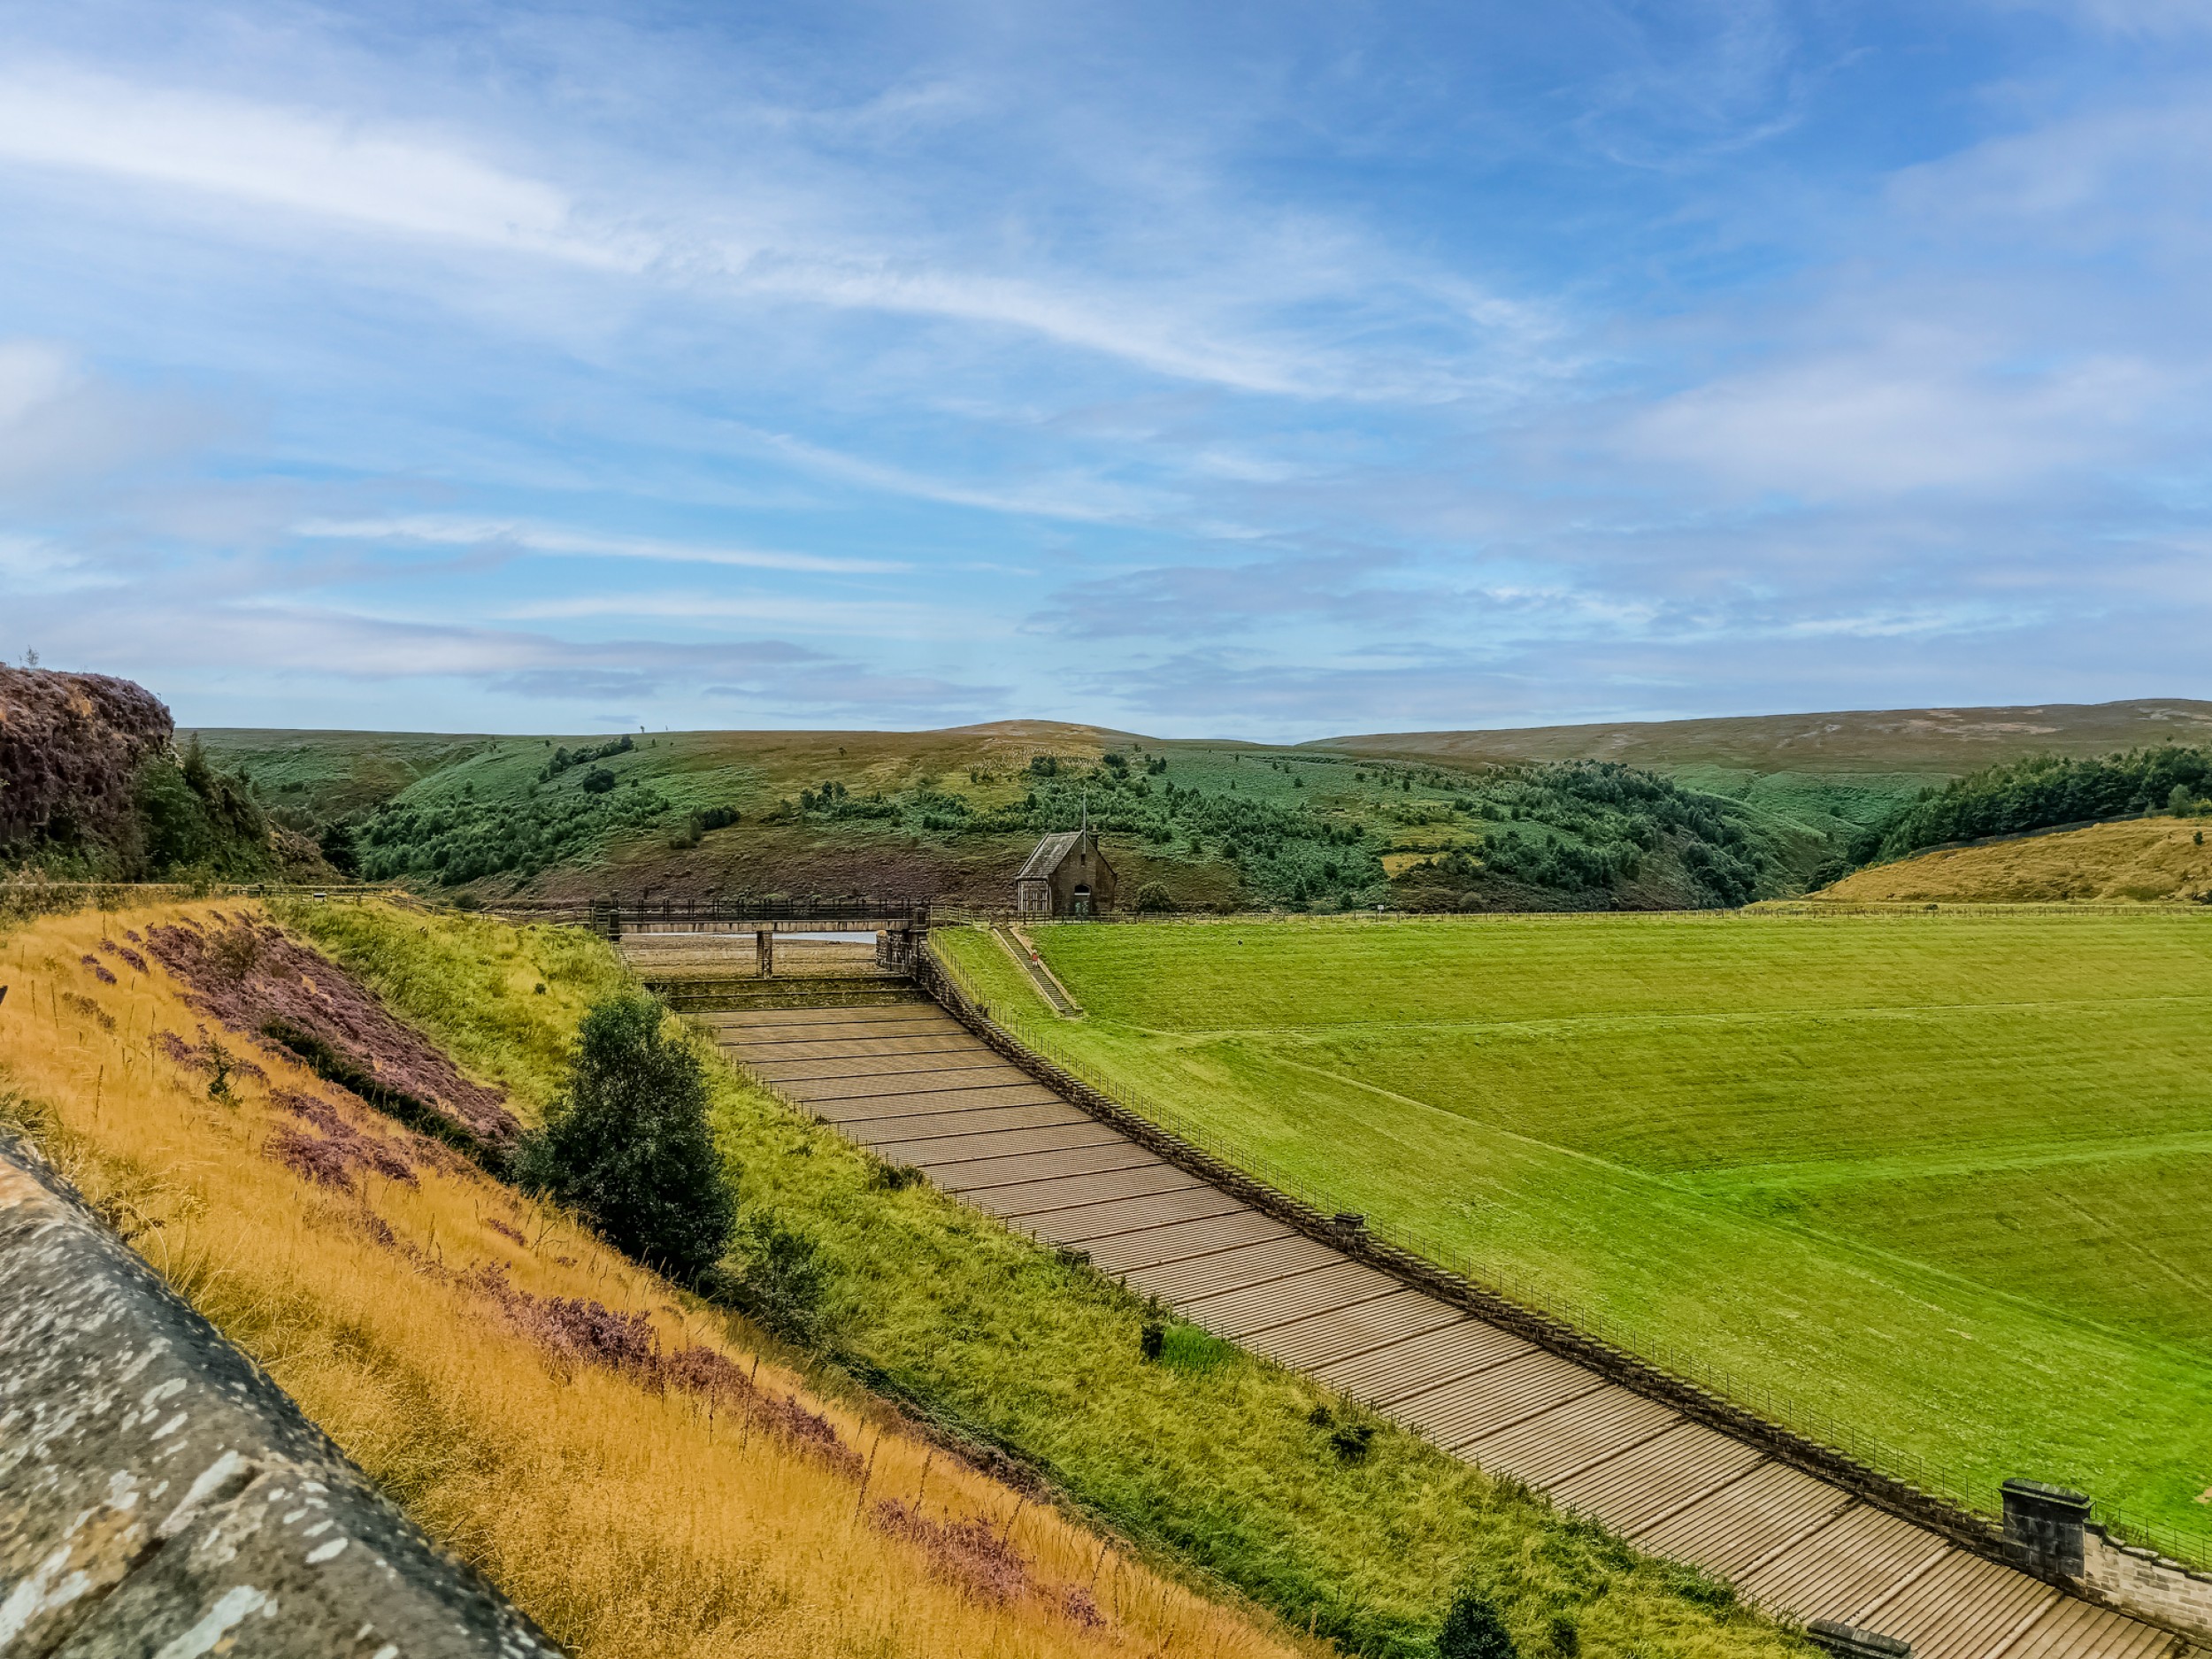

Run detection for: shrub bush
[[517, 993, 736, 1280], [724, 1213, 831, 1340], [1438, 1588, 1516, 1659], [1133, 880, 1174, 912]]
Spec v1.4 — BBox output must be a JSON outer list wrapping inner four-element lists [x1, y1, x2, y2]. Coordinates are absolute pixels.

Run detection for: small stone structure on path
[[1015, 827, 1117, 917]]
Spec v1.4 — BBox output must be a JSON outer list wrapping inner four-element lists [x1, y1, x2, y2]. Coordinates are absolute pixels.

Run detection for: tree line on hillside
[[1855, 746, 2212, 870], [331, 768, 680, 884], [772, 751, 1782, 910], [1389, 761, 1778, 910]]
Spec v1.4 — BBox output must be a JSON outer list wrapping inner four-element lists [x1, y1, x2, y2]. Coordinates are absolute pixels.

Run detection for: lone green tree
[[1437, 1588, 1515, 1659], [520, 992, 736, 1281]]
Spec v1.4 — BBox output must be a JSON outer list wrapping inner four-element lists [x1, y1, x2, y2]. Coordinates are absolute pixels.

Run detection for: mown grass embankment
[[277, 899, 1812, 1659], [0, 900, 1310, 1659], [939, 911, 2212, 1542]]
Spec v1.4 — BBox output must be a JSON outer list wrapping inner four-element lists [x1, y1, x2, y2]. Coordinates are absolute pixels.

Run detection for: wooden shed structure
[[1015, 828, 1116, 917]]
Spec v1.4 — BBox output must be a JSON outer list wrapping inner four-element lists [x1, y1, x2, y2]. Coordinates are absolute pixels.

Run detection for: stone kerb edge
[[0, 1127, 562, 1659]]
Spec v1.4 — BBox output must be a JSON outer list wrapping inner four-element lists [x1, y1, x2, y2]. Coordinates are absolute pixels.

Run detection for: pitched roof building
[[1015, 827, 1116, 916]]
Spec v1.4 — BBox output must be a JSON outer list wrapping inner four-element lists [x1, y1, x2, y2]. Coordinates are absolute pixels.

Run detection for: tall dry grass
[[0, 901, 1307, 1659]]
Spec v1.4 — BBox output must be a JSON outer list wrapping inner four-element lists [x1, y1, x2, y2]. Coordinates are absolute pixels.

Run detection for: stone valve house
[[1015, 826, 1117, 917]]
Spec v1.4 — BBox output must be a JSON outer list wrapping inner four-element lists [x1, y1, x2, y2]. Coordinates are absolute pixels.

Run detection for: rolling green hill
[[1316, 699, 2212, 845], [186, 698, 2212, 910], [189, 723, 1823, 911], [936, 910, 2212, 1546]]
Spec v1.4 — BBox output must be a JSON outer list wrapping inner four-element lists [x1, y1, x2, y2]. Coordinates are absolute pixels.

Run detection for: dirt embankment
[[0, 666, 173, 856]]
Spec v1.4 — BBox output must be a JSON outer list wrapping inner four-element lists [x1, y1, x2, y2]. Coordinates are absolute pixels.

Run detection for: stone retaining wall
[[0, 1131, 561, 1658], [2082, 1529, 2212, 1647]]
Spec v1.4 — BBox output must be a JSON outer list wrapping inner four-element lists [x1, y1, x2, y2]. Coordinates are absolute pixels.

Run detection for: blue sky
[[2, 0, 2208, 738]]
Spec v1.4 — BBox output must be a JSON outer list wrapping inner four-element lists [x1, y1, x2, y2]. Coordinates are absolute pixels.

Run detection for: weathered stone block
[[1805, 1617, 1910, 1657], [0, 1133, 560, 1658], [2002, 1477, 2092, 1576]]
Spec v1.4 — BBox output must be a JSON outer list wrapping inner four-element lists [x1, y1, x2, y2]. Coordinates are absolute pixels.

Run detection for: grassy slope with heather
[[935, 910, 2212, 1545], [0, 900, 1297, 1659]]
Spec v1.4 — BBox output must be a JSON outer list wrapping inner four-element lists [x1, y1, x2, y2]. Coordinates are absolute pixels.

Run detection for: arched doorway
[[1071, 884, 1092, 917]]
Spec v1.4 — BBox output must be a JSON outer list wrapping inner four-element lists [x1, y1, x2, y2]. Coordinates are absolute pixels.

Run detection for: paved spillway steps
[[712, 999, 2177, 1659]]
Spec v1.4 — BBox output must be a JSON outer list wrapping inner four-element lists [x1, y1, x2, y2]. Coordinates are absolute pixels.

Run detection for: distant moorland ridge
[[1317, 698, 2212, 775], [164, 696, 2210, 909]]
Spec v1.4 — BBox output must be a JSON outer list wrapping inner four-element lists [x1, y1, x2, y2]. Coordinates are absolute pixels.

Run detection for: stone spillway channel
[[709, 995, 2178, 1659]]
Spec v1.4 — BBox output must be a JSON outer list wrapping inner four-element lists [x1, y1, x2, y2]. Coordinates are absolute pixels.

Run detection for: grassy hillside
[[1819, 817, 2212, 903], [936, 911, 2212, 1548], [1319, 699, 2212, 777], [192, 723, 1821, 912], [0, 901, 1284, 1659], [266, 898, 1809, 1659], [1317, 699, 2212, 850], [198, 727, 506, 824], [184, 699, 2212, 911]]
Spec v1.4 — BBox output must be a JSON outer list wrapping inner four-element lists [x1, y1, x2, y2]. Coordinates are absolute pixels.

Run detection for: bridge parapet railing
[[493, 895, 932, 936]]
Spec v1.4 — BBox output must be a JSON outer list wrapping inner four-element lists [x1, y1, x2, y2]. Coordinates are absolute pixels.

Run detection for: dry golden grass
[[0, 901, 1307, 1659], [1819, 815, 2212, 903]]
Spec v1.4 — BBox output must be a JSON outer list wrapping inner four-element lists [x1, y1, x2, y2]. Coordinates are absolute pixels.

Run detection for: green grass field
[[937, 910, 2212, 1545]]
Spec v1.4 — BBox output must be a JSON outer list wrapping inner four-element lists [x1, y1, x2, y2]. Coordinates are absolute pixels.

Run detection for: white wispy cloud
[[291, 514, 907, 574], [741, 428, 1171, 524], [0, 336, 211, 495], [1625, 340, 2164, 496], [0, 59, 1558, 404], [498, 589, 979, 638], [0, 65, 640, 267]]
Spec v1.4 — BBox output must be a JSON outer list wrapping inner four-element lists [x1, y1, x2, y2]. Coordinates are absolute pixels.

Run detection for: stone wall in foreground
[[0, 1132, 561, 1659]]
